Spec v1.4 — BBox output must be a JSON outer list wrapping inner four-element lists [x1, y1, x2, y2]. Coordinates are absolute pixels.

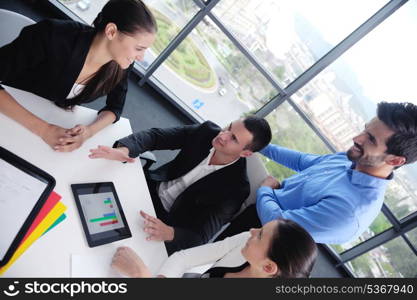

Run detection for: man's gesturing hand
[[140, 210, 174, 242], [89, 145, 135, 163]]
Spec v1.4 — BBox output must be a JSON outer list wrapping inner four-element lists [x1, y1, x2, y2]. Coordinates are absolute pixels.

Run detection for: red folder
[[20, 191, 62, 244]]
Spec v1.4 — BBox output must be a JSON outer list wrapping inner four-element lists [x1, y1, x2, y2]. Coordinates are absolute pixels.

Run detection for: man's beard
[[347, 142, 364, 162], [347, 143, 386, 167]]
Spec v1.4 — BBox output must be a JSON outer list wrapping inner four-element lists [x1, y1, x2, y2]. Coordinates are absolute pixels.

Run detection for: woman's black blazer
[[0, 19, 132, 122]]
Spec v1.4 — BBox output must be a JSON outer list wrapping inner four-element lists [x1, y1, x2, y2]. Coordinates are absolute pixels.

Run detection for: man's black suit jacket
[[116, 121, 250, 253]]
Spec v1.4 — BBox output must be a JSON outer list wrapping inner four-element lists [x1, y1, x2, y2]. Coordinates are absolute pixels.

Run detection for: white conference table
[[0, 86, 168, 277]]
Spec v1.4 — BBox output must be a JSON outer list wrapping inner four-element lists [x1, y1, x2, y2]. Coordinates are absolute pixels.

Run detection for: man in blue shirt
[[216, 102, 417, 245]]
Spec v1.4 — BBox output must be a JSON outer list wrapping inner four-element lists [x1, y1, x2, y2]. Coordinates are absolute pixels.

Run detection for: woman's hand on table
[[40, 123, 93, 152], [52, 124, 92, 152], [111, 246, 152, 278], [88, 145, 136, 163], [40, 123, 73, 150]]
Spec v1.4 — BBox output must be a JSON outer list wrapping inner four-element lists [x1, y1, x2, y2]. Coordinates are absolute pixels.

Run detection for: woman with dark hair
[[111, 219, 317, 278], [0, 0, 156, 151]]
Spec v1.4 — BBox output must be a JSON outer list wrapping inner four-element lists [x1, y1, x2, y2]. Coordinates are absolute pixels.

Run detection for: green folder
[[42, 213, 67, 236]]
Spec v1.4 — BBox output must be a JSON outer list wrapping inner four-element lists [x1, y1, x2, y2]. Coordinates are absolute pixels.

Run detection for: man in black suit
[[89, 116, 272, 254]]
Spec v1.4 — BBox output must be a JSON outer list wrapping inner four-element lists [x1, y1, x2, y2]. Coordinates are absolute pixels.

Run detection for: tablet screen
[[71, 182, 131, 247], [78, 192, 125, 235], [0, 159, 48, 260]]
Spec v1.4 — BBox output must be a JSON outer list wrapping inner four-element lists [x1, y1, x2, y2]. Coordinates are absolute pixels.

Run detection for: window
[[263, 101, 330, 181], [152, 17, 276, 125], [141, 0, 200, 69], [333, 0, 417, 220], [331, 212, 392, 254], [58, 0, 107, 23], [213, 0, 387, 86], [288, 0, 417, 220], [322, 0, 417, 272], [346, 237, 417, 277], [406, 227, 417, 249]]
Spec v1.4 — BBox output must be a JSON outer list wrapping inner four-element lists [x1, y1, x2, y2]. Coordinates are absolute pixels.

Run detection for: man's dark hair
[[377, 102, 417, 165], [242, 116, 272, 152]]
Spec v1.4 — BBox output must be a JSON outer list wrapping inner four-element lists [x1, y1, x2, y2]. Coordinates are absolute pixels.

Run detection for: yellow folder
[[0, 201, 67, 275]]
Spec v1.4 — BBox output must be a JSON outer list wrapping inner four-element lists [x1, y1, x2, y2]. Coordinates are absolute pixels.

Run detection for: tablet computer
[[71, 182, 132, 247], [0, 146, 55, 267]]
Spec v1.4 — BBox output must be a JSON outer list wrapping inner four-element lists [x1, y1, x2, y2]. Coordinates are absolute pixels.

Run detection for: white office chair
[[0, 9, 35, 47], [209, 153, 269, 241], [235, 153, 269, 216]]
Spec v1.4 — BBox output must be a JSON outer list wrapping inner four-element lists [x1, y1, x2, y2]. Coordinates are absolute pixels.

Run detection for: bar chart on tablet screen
[[79, 193, 124, 234]]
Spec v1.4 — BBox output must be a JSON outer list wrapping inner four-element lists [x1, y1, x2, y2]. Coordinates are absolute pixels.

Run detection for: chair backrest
[[234, 153, 269, 217], [0, 9, 35, 47], [208, 153, 269, 242]]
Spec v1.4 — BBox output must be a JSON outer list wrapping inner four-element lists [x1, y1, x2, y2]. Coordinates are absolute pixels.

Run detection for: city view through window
[[58, 0, 417, 277]]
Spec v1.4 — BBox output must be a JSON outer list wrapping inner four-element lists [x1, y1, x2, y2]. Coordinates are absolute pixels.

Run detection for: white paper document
[[71, 254, 122, 277], [0, 159, 47, 260]]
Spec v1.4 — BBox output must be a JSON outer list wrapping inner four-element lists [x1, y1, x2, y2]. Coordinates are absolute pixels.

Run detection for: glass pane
[[152, 17, 277, 125], [58, 0, 107, 23], [263, 102, 330, 182], [213, 0, 387, 86], [406, 227, 417, 249], [143, 0, 200, 69], [384, 167, 417, 219], [331, 212, 392, 254], [58, 0, 200, 69], [290, 0, 417, 219], [346, 237, 417, 277]]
